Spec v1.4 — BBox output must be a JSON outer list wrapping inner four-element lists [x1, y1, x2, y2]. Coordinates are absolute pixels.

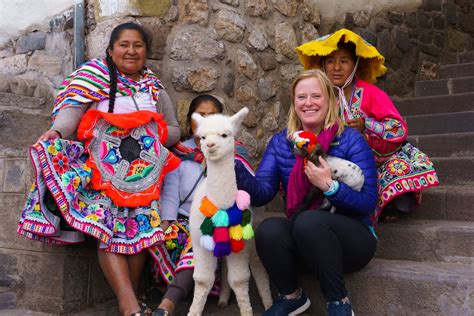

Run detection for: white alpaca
[[188, 107, 272, 316]]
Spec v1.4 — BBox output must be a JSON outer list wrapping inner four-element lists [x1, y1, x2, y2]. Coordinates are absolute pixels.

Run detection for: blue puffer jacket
[[236, 126, 378, 226]]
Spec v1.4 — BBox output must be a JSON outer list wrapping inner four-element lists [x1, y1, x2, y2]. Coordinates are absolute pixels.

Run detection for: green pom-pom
[[200, 217, 214, 235], [212, 210, 229, 227], [241, 209, 252, 226], [242, 224, 254, 240]]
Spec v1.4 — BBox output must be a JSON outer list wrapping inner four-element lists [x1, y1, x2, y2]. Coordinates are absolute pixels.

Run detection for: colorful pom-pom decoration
[[291, 131, 319, 154], [211, 210, 229, 227], [213, 227, 230, 242], [227, 205, 243, 226], [235, 190, 251, 210], [214, 242, 231, 257], [200, 235, 215, 251], [229, 225, 243, 240], [241, 209, 252, 226], [242, 224, 254, 240], [200, 217, 214, 235], [230, 239, 245, 253], [200, 196, 219, 217]]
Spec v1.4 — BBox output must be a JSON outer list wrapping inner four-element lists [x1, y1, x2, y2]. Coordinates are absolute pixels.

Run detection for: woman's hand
[[347, 117, 365, 133], [305, 156, 333, 192], [161, 220, 171, 232], [37, 130, 61, 143]]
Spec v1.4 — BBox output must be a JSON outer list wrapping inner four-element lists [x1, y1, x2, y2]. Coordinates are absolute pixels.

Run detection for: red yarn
[[230, 239, 245, 253]]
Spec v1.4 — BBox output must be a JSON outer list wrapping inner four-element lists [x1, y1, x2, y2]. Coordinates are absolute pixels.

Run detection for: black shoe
[[263, 289, 311, 316]]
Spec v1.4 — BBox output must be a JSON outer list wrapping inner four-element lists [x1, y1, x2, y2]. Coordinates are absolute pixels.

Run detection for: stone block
[[422, 0, 442, 11], [170, 26, 225, 62], [95, 0, 171, 20], [247, 27, 269, 51], [0, 47, 13, 59], [432, 12, 446, 29], [0, 111, 50, 155], [273, 0, 298, 17], [0, 194, 44, 252], [0, 292, 16, 310], [49, 9, 74, 32], [177, 0, 209, 26], [214, 9, 246, 43], [0, 159, 3, 192], [0, 54, 28, 76], [405, 12, 417, 28], [245, 0, 269, 18], [0, 93, 46, 109], [358, 29, 377, 46], [460, 50, 474, 63], [220, 0, 239, 7], [444, 2, 458, 25], [15, 32, 47, 54], [395, 28, 410, 52], [3, 159, 26, 193], [28, 51, 63, 75], [235, 49, 258, 80], [459, 12, 474, 33], [417, 9, 433, 28], [257, 77, 276, 101], [447, 27, 467, 52], [140, 23, 170, 60], [258, 51, 278, 71], [275, 23, 298, 60], [223, 70, 235, 97], [376, 29, 391, 58], [88, 257, 114, 304], [388, 11, 404, 25], [433, 31, 446, 48]]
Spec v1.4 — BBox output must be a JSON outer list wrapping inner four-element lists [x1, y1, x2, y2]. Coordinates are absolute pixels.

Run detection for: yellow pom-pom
[[229, 225, 243, 240]]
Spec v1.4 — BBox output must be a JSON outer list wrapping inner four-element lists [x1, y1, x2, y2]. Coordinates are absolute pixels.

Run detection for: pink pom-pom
[[235, 190, 250, 210], [213, 227, 230, 242]]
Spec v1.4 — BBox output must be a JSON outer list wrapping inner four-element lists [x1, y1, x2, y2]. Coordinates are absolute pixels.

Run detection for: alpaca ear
[[191, 112, 205, 131], [230, 107, 249, 133]]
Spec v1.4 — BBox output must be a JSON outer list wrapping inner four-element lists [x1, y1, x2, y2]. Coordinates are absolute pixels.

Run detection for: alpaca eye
[[221, 134, 228, 138], [201, 136, 206, 140]]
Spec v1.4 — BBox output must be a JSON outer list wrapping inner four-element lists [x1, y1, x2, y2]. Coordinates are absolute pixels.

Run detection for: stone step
[[375, 220, 474, 263], [431, 156, 474, 185], [440, 62, 474, 79], [405, 111, 474, 135], [412, 185, 474, 222], [415, 76, 474, 97], [395, 92, 474, 116], [408, 132, 474, 158]]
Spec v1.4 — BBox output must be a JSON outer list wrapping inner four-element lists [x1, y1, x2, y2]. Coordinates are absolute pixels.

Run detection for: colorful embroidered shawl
[[52, 58, 163, 121]]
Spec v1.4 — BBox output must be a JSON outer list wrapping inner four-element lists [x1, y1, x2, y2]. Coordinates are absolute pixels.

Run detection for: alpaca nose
[[206, 142, 216, 149]]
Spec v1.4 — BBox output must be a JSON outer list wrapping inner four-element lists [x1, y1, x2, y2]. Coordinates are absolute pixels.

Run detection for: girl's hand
[[161, 220, 171, 232], [37, 130, 61, 143], [347, 117, 365, 133], [305, 156, 333, 191]]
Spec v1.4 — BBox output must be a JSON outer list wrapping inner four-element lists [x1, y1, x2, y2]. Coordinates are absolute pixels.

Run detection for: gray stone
[[240, 130, 259, 158], [405, 12, 417, 28], [343, 13, 355, 29], [359, 29, 377, 46], [171, 66, 193, 91], [447, 27, 467, 52], [259, 51, 278, 71], [234, 84, 258, 110], [27, 51, 63, 76], [141, 23, 170, 60], [444, 3, 458, 25], [245, 0, 269, 18], [49, 9, 74, 32], [0, 54, 28, 75], [188, 65, 220, 92], [261, 102, 280, 131], [301, 23, 319, 44], [279, 64, 304, 82], [388, 11, 404, 25], [0, 93, 46, 109], [15, 32, 47, 54], [0, 292, 16, 310], [459, 12, 474, 33], [422, 0, 442, 11], [275, 23, 298, 60], [44, 32, 71, 58], [395, 28, 411, 52], [432, 12, 446, 29], [354, 11, 370, 28], [235, 49, 258, 80], [433, 31, 446, 48], [0, 47, 13, 58], [376, 29, 391, 58], [257, 77, 276, 101], [220, 0, 239, 6], [420, 43, 441, 56], [301, 0, 321, 26], [272, 0, 298, 17], [460, 50, 474, 63], [418, 28, 434, 44], [170, 26, 225, 62], [223, 70, 235, 96], [417, 9, 433, 28], [178, 0, 210, 26], [3, 159, 26, 193], [7, 77, 37, 97], [247, 27, 269, 51], [214, 9, 246, 43], [375, 18, 393, 32], [165, 4, 179, 22]]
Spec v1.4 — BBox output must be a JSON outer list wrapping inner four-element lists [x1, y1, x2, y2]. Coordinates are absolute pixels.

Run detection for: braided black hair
[[187, 95, 224, 135], [105, 22, 152, 113]]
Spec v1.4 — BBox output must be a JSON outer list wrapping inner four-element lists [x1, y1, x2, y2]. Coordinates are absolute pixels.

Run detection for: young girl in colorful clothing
[[18, 23, 181, 316], [296, 29, 439, 223], [148, 95, 255, 316]]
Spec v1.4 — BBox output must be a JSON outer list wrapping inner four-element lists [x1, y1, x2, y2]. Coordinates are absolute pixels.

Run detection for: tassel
[[214, 242, 231, 257], [235, 190, 250, 210], [200, 235, 215, 251], [242, 209, 252, 226], [230, 239, 245, 253], [212, 210, 229, 227], [213, 227, 230, 242], [200, 217, 214, 236], [229, 225, 243, 240], [200, 196, 218, 217], [242, 224, 254, 240], [227, 205, 243, 226]]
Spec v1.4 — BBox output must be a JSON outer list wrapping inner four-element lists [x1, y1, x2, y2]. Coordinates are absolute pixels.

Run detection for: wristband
[[323, 180, 340, 197]]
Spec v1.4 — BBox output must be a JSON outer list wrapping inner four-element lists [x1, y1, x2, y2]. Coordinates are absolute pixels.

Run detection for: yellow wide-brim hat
[[295, 28, 387, 83]]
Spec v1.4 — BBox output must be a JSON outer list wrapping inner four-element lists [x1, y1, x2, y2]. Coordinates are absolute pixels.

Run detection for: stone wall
[[0, 0, 473, 313]]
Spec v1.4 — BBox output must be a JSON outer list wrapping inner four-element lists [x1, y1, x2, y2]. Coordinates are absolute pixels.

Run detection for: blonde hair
[[287, 69, 345, 138]]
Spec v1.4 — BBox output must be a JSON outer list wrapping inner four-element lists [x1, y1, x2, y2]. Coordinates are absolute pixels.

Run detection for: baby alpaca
[[188, 107, 270, 316]]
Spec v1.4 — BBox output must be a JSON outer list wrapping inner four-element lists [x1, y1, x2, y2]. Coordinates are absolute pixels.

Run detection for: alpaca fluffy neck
[[205, 153, 237, 209]]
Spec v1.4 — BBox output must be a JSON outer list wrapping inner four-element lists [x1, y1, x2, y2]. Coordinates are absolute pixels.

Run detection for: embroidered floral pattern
[[125, 218, 138, 238], [150, 210, 161, 227], [52, 152, 69, 175], [387, 159, 410, 176], [137, 214, 151, 232]]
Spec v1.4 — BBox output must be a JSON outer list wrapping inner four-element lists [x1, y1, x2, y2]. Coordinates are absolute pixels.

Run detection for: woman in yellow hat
[[296, 29, 439, 223]]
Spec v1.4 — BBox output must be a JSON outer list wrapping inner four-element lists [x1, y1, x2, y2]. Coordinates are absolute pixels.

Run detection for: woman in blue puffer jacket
[[238, 69, 378, 316]]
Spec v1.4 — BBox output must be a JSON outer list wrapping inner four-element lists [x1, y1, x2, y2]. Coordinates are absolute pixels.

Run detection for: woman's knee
[[255, 217, 289, 242], [293, 211, 332, 233]]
